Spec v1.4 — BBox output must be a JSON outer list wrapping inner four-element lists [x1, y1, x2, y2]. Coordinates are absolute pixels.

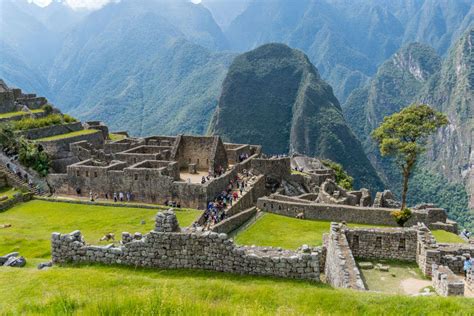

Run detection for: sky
[[29, 0, 202, 10]]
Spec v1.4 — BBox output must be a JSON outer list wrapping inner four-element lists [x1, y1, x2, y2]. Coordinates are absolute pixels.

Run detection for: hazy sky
[[30, 0, 202, 10]]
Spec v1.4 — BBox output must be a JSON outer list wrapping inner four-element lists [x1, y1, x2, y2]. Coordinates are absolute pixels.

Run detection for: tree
[[372, 104, 448, 210]]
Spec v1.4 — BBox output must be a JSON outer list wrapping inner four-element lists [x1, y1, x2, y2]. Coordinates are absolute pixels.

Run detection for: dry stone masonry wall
[[431, 264, 465, 296], [51, 211, 320, 281]]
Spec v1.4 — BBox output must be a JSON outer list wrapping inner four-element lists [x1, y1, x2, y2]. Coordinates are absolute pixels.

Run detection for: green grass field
[[0, 109, 44, 119], [36, 129, 99, 142], [1, 201, 473, 314], [0, 200, 200, 258], [235, 213, 387, 249], [1, 264, 473, 315], [432, 230, 466, 244]]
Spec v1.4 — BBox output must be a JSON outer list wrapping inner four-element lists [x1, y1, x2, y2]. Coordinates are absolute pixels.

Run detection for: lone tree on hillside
[[372, 104, 448, 210]]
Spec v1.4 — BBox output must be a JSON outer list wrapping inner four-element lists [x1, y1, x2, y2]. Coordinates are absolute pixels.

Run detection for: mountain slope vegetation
[[210, 43, 384, 191]]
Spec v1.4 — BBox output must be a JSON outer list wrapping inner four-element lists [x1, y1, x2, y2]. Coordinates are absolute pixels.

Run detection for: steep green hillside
[[210, 43, 384, 191], [344, 28, 474, 229]]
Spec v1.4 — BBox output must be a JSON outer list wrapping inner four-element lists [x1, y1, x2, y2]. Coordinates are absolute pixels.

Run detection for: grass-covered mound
[[235, 213, 386, 250], [0, 109, 44, 119], [0, 200, 200, 258]]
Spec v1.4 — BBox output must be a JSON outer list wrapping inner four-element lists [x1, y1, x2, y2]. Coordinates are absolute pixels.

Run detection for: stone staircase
[[0, 164, 42, 195]]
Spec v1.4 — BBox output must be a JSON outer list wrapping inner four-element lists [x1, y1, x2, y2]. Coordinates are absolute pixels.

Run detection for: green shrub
[[63, 114, 77, 123], [391, 208, 412, 226], [17, 137, 50, 177], [321, 159, 354, 190], [41, 104, 54, 115]]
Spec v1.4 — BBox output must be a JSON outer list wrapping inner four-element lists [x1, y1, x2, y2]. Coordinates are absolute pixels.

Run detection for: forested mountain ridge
[[210, 43, 384, 191], [344, 27, 474, 229]]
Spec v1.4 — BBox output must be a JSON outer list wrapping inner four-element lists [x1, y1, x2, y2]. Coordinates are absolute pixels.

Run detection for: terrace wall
[[18, 122, 83, 140], [211, 207, 258, 234], [51, 211, 320, 281], [257, 198, 446, 227]]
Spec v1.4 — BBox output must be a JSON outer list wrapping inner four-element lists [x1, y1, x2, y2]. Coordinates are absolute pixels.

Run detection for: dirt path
[[400, 278, 432, 295]]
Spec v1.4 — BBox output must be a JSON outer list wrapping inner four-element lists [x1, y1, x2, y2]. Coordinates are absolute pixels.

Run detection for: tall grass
[[13, 114, 77, 131]]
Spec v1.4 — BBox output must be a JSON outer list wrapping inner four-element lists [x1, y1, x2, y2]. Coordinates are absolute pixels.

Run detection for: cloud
[[29, 0, 118, 10]]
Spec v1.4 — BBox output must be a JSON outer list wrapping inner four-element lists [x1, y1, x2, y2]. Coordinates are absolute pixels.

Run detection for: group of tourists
[[163, 199, 181, 208], [85, 190, 133, 203], [202, 175, 247, 230]]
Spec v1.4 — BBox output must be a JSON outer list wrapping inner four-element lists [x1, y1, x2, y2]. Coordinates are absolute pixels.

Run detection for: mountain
[[209, 43, 384, 191], [225, 0, 473, 102], [201, 0, 251, 30], [344, 43, 441, 184], [343, 28, 474, 229]]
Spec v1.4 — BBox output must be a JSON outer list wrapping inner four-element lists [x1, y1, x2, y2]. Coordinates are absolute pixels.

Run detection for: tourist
[[105, 192, 109, 200], [89, 191, 94, 202], [113, 192, 117, 202], [233, 191, 238, 201], [126, 192, 131, 202], [201, 176, 206, 184], [464, 254, 473, 278], [119, 192, 124, 202], [76, 187, 81, 195]]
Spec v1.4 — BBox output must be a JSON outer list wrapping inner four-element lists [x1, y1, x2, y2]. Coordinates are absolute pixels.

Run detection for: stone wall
[[431, 264, 464, 296], [324, 223, 366, 290], [257, 197, 446, 227], [466, 269, 474, 292], [250, 157, 290, 181], [40, 130, 105, 173], [18, 122, 83, 140], [345, 227, 418, 261], [51, 211, 320, 281], [416, 223, 474, 276], [211, 207, 258, 234]]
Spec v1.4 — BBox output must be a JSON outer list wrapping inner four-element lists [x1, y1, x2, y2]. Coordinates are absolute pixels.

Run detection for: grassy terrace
[[235, 213, 387, 249], [0, 109, 43, 119], [0, 200, 200, 258], [36, 129, 99, 142], [432, 230, 466, 244], [109, 133, 127, 141], [0, 201, 473, 314]]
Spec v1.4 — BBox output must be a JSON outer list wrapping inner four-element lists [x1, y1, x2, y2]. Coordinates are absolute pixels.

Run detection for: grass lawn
[[36, 129, 99, 142], [0, 200, 201, 259], [0, 109, 43, 119], [432, 230, 466, 244], [109, 133, 127, 141], [358, 260, 430, 295], [1, 264, 473, 315], [235, 212, 387, 249]]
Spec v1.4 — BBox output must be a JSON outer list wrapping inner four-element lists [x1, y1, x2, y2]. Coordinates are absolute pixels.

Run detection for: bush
[[17, 138, 50, 177], [391, 208, 412, 226], [321, 159, 354, 190], [41, 104, 54, 115]]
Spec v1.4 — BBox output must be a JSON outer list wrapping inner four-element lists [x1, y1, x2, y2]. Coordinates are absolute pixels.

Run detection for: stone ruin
[[52, 211, 321, 281]]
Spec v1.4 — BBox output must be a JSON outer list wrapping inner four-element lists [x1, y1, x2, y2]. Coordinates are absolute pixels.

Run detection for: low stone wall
[[345, 227, 418, 261], [431, 264, 464, 296], [211, 207, 257, 234], [257, 197, 445, 227], [18, 122, 83, 140], [52, 211, 320, 281], [324, 223, 366, 290]]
